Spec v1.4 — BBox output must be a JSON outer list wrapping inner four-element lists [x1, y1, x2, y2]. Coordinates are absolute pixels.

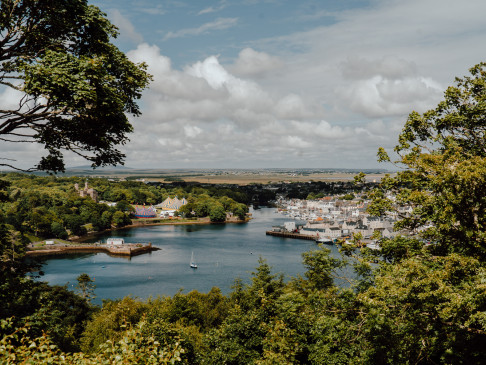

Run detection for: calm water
[[36, 208, 340, 304]]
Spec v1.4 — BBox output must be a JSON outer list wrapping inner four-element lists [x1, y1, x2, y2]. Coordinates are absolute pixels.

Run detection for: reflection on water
[[36, 208, 331, 304]]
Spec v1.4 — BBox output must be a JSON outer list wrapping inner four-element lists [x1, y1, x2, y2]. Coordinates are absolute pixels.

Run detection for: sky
[[4, 0, 486, 170]]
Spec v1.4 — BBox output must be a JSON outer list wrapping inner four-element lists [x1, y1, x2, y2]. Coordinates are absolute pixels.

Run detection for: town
[[270, 193, 415, 246]]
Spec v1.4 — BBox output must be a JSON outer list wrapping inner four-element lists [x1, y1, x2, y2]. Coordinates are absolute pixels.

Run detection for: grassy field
[[153, 172, 390, 185], [61, 168, 391, 185]]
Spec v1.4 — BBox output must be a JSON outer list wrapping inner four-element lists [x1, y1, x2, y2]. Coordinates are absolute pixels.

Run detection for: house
[[107, 238, 124, 245], [299, 227, 324, 237], [325, 226, 342, 238], [284, 222, 296, 232]]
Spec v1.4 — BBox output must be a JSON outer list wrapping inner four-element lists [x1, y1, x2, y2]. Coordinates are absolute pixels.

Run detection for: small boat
[[316, 236, 333, 244], [366, 241, 381, 250], [190, 251, 198, 269]]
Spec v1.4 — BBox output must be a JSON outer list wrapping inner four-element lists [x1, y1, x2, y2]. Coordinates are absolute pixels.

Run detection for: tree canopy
[[370, 62, 486, 259], [0, 0, 151, 172]]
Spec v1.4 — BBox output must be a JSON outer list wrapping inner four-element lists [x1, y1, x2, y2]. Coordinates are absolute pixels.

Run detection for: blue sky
[[3, 0, 486, 170]]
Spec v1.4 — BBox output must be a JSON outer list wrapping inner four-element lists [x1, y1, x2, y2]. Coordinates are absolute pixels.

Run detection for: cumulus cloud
[[230, 48, 284, 77], [119, 43, 406, 168], [5, 0, 482, 169], [337, 71, 443, 117], [164, 17, 238, 40]]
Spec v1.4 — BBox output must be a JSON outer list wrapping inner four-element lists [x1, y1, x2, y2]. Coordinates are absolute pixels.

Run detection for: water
[[36, 208, 341, 304]]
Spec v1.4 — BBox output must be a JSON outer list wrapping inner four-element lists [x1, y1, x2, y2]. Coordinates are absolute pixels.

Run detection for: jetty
[[266, 230, 317, 241], [26, 242, 159, 258]]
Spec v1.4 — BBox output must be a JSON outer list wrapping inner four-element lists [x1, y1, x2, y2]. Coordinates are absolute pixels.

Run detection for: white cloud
[[230, 48, 284, 77], [120, 42, 405, 169], [109, 9, 143, 44], [4, 0, 485, 170], [184, 125, 203, 138], [337, 75, 443, 117], [198, 0, 227, 15], [340, 56, 418, 81], [164, 17, 238, 40]]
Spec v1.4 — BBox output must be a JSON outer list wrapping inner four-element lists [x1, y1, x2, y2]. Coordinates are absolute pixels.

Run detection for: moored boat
[[190, 251, 198, 269]]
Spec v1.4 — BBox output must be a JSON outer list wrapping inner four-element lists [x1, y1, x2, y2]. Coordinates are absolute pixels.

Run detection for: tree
[[370, 62, 486, 259], [51, 221, 68, 239], [64, 214, 87, 236], [112, 210, 130, 228], [209, 203, 226, 222], [76, 273, 96, 303], [2, 319, 185, 364], [0, 0, 151, 172], [233, 204, 248, 221], [301, 245, 342, 291], [100, 210, 113, 230]]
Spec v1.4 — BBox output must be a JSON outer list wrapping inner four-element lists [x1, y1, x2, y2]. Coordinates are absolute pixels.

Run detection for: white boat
[[316, 236, 333, 244], [366, 241, 381, 250], [190, 251, 198, 269]]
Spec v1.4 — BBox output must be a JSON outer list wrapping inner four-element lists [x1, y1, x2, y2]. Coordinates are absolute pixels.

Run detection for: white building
[[284, 222, 296, 232], [107, 238, 124, 245]]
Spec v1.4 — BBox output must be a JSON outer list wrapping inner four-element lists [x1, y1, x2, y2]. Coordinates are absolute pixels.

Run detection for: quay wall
[[26, 243, 158, 258], [266, 230, 317, 241]]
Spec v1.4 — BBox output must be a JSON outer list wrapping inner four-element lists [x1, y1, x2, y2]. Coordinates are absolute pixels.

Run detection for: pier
[[266, 230, 317, 241], [26, 243, 159, 258]]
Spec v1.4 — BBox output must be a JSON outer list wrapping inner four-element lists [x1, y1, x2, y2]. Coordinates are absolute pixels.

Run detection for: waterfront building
[[276, 194, 414, 239], [107, 238, 124, 245]]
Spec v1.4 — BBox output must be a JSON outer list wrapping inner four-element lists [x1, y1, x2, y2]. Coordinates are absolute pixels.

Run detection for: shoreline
[[51, 216, 249, 244], [25, 216, 250, 257]]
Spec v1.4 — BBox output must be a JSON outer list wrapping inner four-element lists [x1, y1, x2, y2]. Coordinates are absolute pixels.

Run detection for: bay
[[36, 208, 339, 304]]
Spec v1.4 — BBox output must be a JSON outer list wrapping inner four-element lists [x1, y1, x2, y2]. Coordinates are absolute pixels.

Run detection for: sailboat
[[190, 251, 198, 269]]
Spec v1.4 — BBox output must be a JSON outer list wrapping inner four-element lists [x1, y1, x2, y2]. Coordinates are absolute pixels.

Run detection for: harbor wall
[[265, 230, 316, 241], [26, 243, 158, 258]]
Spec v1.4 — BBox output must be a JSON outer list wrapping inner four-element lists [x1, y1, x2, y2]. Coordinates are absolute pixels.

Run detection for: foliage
[[76, 273, 96, 303], [0, 318, 184, 364], [0, 278, 93, 352], [209, 203, 226, 222], [0, 0, 151, 172], [369, 62, 486, 259], [301, 244, 342, 290]]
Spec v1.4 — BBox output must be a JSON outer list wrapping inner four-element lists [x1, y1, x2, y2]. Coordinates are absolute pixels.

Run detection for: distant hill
[[66, 165, 134, 171]]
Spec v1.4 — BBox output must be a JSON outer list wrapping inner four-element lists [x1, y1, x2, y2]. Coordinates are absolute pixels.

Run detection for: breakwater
[[265, 230, 317, 241], [26, 243, 159, 258]]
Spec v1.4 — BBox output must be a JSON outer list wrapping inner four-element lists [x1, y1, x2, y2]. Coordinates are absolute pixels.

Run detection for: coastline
[[40, 216, 250, 245]]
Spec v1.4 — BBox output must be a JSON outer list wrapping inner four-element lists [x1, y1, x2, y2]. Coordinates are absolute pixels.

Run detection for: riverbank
[[72, 216, 249, 243], [26, 216, 250, 253]]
